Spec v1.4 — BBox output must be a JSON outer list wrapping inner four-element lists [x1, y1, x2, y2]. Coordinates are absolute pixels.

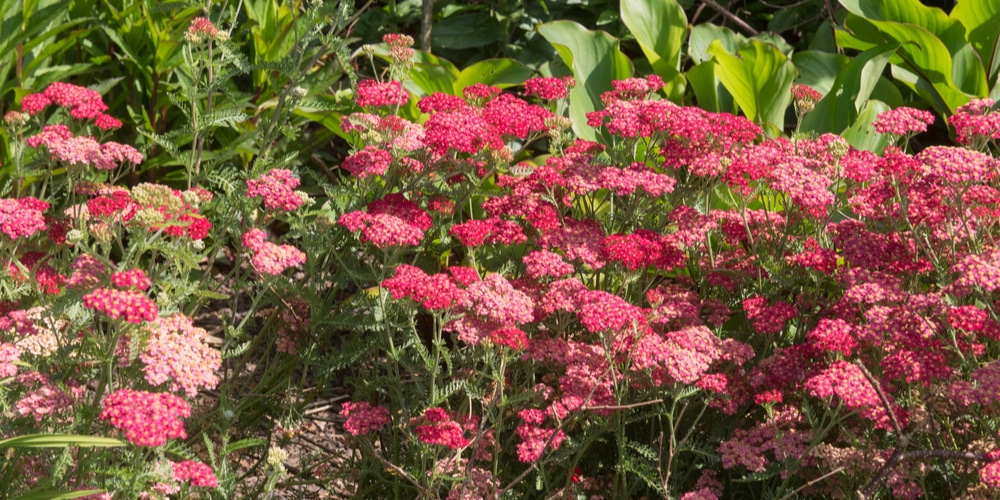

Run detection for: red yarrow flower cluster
[[241, 228, 306, 275], [743, 296, 797, 334], [524, 76, 575, 100], [111, 269, 151, 291], [172, 460, 218, 488], [83, 288, 158, 324], [100, 389, 191, 446], [246, 169, 303, 212], [341, 401, 391, 436], [412, 408, 470, 449]]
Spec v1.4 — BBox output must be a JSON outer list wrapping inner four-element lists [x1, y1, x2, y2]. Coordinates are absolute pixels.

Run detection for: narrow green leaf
[[14, 489, 106, 500], [0, 434, 124, 448]]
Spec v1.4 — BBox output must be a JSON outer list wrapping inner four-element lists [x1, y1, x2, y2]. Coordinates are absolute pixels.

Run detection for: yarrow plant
[[9, 10, 1000, 499]]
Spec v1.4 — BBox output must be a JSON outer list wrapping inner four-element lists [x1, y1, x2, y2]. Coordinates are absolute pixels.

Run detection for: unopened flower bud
[[361, 45, 376, 58], [291, 86, 308, 99], [267, 446, 289, 468], [134, 208, 166, 226], [191, 239, 205, 251], [65, 229, 85, 244], [827, 138, 850, 161]]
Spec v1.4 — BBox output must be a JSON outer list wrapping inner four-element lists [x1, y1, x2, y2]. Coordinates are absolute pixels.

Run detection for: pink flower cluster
[[514, 409, 566, 462], [0, 343, 19, 378], [382, 264, 469, 310], [340, 401, 391, 436], [100, 389, 190, 446], [0, 197, 48, 239], [246, 169, 303, 211], [873, 106, 935, 136], [339, 194, 432, 248], [140, 314, 221, 397], [341, 146, 392, 178], [356, 79, 410, 108], [241, 228, 306, 275], [83, 288, 158, 324], [172, 460, 218, 488], [948, 98, 1000, 146], [27, 128, 143, 170], [804, 361, 900, 430]]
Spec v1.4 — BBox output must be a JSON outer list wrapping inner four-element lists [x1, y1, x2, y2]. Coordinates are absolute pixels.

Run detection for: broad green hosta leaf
[[838, 0, 988, 112], [13, 490, 106, 500], [707, 39, 795, 132], [840, 0, 968, 53], [842, 100, 893, 153], [0, 434, 124, 448], [454, 59, 533, 91], [951, 0, 1000, 84], [620, 0, 686, 100], [431, 12, 504, 50], [801, 43, 898, 135], [369, 45, 459, 98], [538, 20, 633, 142], [688, 23, 745, 64], [838, 16, 982, 113], [686, 60, 734, 113], [792, 51, 850, 96]]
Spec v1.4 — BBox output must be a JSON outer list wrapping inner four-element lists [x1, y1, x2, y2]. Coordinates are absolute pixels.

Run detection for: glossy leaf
[[688, 23, 744, 64], [454, 59, 533, 91], [841, 100, 892, 153], [620, 0, 686, 98], [707, 39, 795, 131], [685, 61, 734, 113], [792, 51, 850, 95], [839, 15, 982, 113], [840, 0, 968, 53], [950, 0, 1000, 83], [432, 12, 504, 50], [538, 20, 633, 142]]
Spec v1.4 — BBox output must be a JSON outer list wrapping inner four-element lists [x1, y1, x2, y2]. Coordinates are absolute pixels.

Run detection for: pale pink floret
[[241, 228, 306, 275], [246, 169, 303, 211], [0, 197, 48, 239], [100, 389, 190, 447], [0, 343, 19, 378], [141, 314, 221, 397]]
